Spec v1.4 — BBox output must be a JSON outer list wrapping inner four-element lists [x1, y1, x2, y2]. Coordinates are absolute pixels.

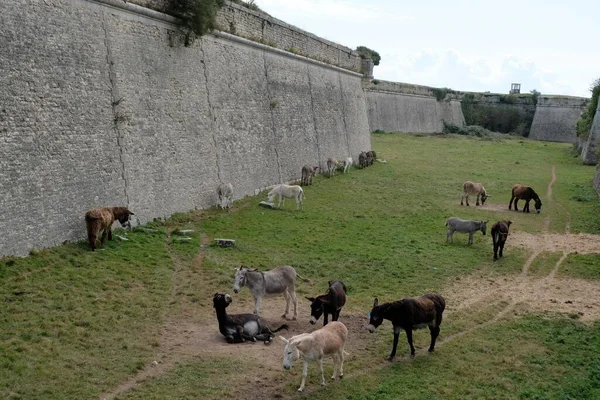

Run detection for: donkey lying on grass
[[213, 293, 288, 344], [492, 220, 512, 260], [367, 294, 445, 360], [445, 217, 488, 245], [267, 184, 304, 210], [281, 321, 348, 392], [233, 265, 308, 319], [85, 206, 134, 251], [306, 280, 347, 326]]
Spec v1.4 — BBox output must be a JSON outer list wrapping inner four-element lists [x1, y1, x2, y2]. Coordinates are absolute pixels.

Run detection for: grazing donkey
[[213, 293, 288, 344], [509, 184, 542, 213], [491, 220, 512, 260], [343, 157, 353, 173], [85, 206, 134, 251], [281, 321, 348, 392], [366, 150, 376, 166], [327, 157, 341, 177], [367, 294, 445, 360], [358, 151, 367, 168], [217, 182, 234, 209], [306, 280, 347, 326], [461, 181, 490, 206], [445, 217, 488, 245], [267, 184, 304, 210], [233, 265, 308, 319], [301, 165, 319, 186]]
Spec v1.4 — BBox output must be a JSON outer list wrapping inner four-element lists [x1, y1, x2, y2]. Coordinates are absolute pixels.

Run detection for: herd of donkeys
[[81, 155, 544, 392]]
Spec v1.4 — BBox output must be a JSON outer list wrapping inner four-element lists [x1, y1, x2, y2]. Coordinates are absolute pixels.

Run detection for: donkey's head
[[305, 295, 328, 325], [232, 266, 249, 294], [113, 207, 134, 227], [480, 220, 489, 235], [213, 293, 233, 309], [480, 191, 490, 205], [280, 337, 300, 370], [534, 198, 542, 213], [366, 297, 387, 333]]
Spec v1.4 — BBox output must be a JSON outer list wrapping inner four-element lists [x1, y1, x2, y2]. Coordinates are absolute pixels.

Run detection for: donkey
[[233, 265, 308, 320], [213, 293, 288, 344], [366, 150, 376, 166], [445, 217, 488, 245], [509, 184, 542, 213], [343, 157, 353, 174], [327, 157, 340, 177], [306, 280, 347, 326], [85, 206, 134, 251], [461, 181, 490, 206], [301, 165, 319, 186], [358, 152, 367, 168], [491, 220, 512, 260], [367, 294, 445, 360], [217, 182, 234, 209], [267, 184, 304, 210], [281, 321, 348, 392]]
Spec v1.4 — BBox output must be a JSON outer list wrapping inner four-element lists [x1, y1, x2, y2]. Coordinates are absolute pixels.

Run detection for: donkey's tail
[[492, 230, 499, 245], [272, 324, 289, 333], [296, 272, 310, 283]]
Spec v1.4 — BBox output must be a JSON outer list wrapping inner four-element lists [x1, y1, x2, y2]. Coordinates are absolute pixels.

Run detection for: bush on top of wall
[[576, 78, 600, 139], [168, 0, 225, 45]]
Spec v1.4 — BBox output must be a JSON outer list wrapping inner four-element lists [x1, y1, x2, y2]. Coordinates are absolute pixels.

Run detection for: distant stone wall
[[363, 81, 464, 133], [0, 0, 369, 256], [529, 96, 588, 143]]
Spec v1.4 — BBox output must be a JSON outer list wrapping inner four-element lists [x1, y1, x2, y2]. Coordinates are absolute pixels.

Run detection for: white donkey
[[267, 184, 304, 210], [217, 182, 233, 209], [343, 157, 353, 174], [233, 265, 308, 319], [281, 321, 348, 392]]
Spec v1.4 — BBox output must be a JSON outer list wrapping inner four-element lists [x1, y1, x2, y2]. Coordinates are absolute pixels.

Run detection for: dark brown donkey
[[306, 280, 347, 326], [491, 220, 512, 261], [367, 294, 445, 360], [509, 184, 542, 213]]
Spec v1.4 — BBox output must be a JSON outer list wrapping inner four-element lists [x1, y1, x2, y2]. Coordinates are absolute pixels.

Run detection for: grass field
[[2, 133, 600, 399]]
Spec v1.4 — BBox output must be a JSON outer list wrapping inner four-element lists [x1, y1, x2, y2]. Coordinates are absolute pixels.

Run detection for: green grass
[[2, 133, 600, 399]]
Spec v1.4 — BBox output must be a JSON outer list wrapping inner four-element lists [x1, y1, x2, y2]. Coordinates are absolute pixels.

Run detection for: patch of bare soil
[[509, 231, 600, 254]]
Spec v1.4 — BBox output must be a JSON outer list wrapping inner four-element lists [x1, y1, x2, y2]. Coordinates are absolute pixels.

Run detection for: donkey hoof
[[297, 388, 303, 393], [385, 356, 395, 362]]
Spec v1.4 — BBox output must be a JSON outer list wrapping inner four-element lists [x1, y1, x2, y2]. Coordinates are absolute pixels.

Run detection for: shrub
[[432, 87, 453, 101], [530, 89, 541, 105], [169, 0, 225, 46], [576, 78, 600, 138], [231, 0, 262, 12], [355, 46, 381, 66]]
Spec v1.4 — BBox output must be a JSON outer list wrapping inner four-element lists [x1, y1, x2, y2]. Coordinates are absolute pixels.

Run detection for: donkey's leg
[[509, 196, 515, 210], [298, 361, 309, 392], [254, 295, 262, 315], [524, 200, 530, 213], [428, 325, 441, 352], [323, 312, 329, 326], [386, 329, 401, 360], [288, 286, 298, 320], [446, 229, 454, 243], [476, 193, 480, 206], [331, 353, 338, 380], [499, 239, 505, 258], [406, 328, 416, 357], [339, 348, 344, 378], [460, 193, 464, 206], [282, 290, 291, 319], [514, 199, 519, 211], [318, 359, 326, 386], [468, 232, 474, 245], [88, 230, 97, 251]]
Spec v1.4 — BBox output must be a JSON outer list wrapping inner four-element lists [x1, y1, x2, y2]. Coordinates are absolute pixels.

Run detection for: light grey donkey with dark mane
[[233, 265, 309, 320], [445, 217, 488, 245]]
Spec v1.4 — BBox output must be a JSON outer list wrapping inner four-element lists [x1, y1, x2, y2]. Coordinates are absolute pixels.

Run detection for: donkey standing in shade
[[367, 294, 445, 360], [233, 265, 308, 320], [445, 217, 488, 245], [213, 293, 288, 344], [217, 182, 234, 209], [306, 280, 347, 326], [491, 220, 512, 260], [509, 184, 542, 213]]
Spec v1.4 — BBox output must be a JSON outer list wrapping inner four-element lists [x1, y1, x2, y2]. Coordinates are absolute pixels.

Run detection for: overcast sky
[[253, 0, 599, 97]]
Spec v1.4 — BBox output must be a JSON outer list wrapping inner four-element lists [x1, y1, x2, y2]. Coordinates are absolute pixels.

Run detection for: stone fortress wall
[[0, 0, 370, 256]]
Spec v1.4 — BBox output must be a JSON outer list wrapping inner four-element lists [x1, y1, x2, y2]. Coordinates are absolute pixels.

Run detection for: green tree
[[169, 0, 225, 46], [355, 46, 381, 66]]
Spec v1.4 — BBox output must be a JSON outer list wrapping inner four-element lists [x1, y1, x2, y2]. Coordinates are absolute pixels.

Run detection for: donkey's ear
[[507, 220, 513, 226], [305, 297, 315, 302], [328, 280, 332, 286], [279, 336, 289, 344], [373, 297, 379, 307], [127, 209, 134, 215]]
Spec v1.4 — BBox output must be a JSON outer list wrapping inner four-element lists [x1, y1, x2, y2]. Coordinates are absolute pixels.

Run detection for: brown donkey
[[85, 206, 134, 250]]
